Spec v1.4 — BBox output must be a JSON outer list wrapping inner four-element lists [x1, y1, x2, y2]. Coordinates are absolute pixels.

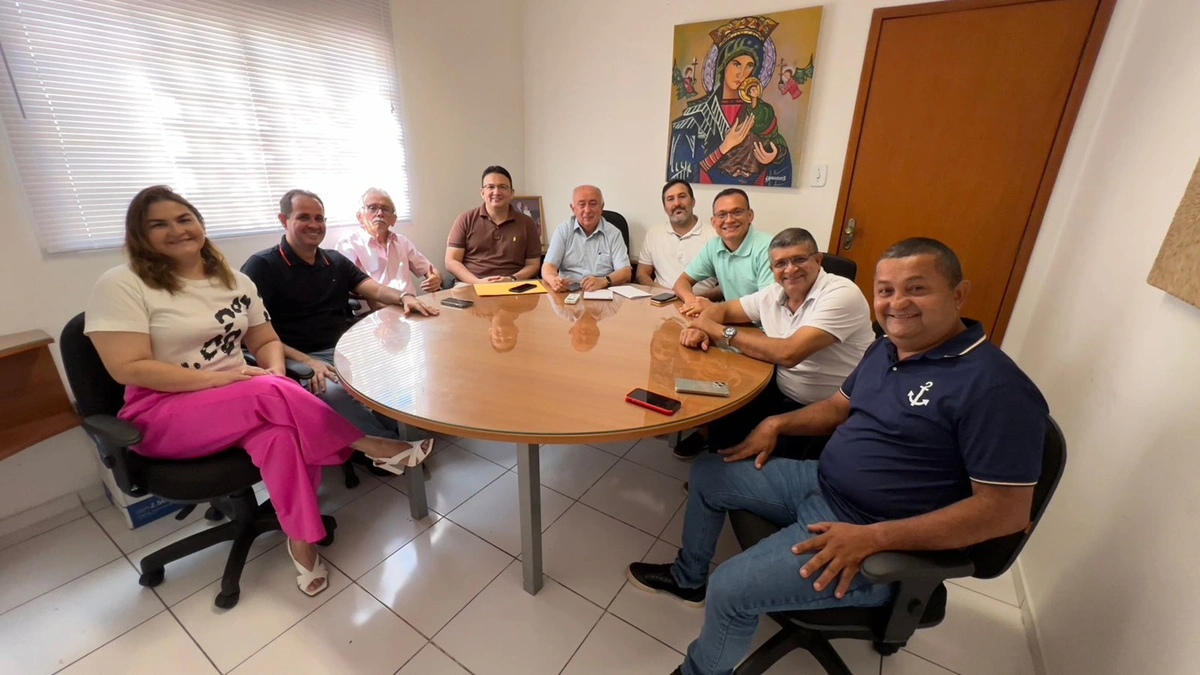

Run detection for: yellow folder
[[473, 280, 549, 296]]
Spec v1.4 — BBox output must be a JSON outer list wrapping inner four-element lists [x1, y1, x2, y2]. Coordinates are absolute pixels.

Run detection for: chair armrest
[[81, 414, 147, 498], [244, 352, 314, 381], [284, 359, 313, 380], [82, 414, 143, 451], [861, 550, 975, 584]]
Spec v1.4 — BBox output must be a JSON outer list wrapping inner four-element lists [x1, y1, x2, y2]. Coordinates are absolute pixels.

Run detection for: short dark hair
[[481, 165, 512, 186], [661, 179, 694, 203], [879, 237, 963, 286], [279, 189, 323, 217], [713, 188, 750, 209], [769, 227, 818, 253]]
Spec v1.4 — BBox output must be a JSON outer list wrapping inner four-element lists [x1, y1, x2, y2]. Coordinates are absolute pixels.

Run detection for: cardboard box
[[97, 456, 182, 529]]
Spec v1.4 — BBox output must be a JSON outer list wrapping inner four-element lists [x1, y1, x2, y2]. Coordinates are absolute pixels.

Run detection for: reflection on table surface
[[334, 285, 773, 442]]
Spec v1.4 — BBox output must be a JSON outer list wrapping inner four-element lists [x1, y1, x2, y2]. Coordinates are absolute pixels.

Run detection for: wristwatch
[[719, 325, 739, 348], [510, 275, 517, 281], [604, 274, 612, 287]]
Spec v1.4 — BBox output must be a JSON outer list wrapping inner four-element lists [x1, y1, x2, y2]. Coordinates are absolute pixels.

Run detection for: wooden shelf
[[0, 410, 82, 462], [0, 329, 81, 460]]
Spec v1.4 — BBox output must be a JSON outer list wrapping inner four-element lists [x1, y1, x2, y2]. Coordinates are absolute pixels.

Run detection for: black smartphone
[[567, 281, 582, 293], [510, 282, 538, 293], [440, 297, 474, 309], [650, 292, 677, 305], [625, 388, 682, 415]]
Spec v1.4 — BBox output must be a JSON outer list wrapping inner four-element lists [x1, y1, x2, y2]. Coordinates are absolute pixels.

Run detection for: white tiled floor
[[0, 439, 1034, 674]]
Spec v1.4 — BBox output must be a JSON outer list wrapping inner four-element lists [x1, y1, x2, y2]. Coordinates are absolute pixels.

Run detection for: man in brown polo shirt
[[445, 165, 542, 284]]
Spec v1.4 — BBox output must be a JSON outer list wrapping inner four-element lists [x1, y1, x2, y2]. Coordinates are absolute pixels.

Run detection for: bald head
[[570, 185, 604, 232]]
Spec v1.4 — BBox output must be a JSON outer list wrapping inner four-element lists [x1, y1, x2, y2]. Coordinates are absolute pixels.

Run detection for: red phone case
[[625, 394, 679, 416]]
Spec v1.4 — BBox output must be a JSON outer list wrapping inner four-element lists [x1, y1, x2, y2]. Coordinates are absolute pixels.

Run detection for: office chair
[[820, 253, 857, 282], [729, 416, 1066, 675], [602, 210, 631, 252], [60, 313, 338, 610]]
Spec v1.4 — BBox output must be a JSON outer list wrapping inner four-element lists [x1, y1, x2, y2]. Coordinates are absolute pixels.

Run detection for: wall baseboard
[[0, 481, 104, 550], [1014, 560, 1049, 675]]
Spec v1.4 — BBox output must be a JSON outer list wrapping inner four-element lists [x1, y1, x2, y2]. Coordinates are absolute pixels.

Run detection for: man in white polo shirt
[[635, 180, 718, 297], [676, 227, 875, 459]]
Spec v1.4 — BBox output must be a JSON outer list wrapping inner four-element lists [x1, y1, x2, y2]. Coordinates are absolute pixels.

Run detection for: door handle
[[842, 218, 857, 251]]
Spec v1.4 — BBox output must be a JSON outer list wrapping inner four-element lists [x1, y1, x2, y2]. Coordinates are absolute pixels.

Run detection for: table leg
[[517, 442, 543, 594], [406, 465, 429, 520]]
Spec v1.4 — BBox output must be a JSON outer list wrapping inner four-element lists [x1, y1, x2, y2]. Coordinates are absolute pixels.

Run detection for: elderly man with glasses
[[335, 187, 442, 310], [671, 227, 875, 461], [444, 165, 543, 285], [672, 188, 775, 318]]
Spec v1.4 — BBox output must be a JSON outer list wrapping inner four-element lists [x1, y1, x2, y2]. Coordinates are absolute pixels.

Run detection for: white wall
[[1000, 0, 1200, 672], [0, 0, 525, 521], [521, 0, 924, 252]]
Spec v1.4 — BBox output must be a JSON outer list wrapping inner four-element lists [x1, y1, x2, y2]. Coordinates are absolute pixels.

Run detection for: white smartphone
[[564, 292, 581, 305], [674, 378, 731, 397]]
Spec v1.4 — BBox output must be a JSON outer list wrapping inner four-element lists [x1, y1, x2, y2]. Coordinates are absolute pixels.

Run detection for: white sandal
[[371, 438, 434, 476], [287, 540, 329, 597]]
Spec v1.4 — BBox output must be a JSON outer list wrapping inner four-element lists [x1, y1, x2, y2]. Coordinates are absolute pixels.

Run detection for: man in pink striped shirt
[[336, 188, 442, 311]]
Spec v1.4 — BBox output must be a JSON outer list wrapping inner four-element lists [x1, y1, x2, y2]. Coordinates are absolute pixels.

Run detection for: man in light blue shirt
[[542, 185, 633, 292], [673, 188, 774, 317]]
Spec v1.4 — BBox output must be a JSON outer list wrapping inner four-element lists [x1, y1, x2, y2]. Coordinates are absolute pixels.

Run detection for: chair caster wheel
[[344, 473, 361, 489], [204, 507, 224, 521], [139, 569, 164, 587], [874, 641, 904, 656], [214, 591, 240, 609], [317, 516, 338, 546]]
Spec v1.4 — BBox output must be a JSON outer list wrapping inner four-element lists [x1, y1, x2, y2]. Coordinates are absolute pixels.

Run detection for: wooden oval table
[[334, 285, 772, 594]]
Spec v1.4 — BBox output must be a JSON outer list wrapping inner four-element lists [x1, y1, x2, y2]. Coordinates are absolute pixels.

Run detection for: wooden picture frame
[[512, 195, 546, 246]]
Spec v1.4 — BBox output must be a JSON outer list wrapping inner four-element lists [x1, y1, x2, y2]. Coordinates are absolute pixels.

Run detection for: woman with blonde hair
[[85, 185, 431, 596]]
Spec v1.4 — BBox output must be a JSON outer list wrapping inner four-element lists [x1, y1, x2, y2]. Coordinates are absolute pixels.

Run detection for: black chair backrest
[[602, 210, 631, 252], [821, 253, 857, 282], [60, 313, 126, 418], [967, 416, 1067, 578]]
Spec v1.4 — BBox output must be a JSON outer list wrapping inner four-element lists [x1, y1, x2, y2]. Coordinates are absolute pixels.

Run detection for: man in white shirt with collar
[[676, 227, 875, 459], [542, 184, 633, 292], [336, 187, 441, 310], [635, 180, 718, 296]]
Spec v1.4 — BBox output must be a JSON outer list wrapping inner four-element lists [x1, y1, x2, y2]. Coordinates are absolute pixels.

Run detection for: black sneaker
[[672, 432, 708, 460], [627, 562, 706, 607]]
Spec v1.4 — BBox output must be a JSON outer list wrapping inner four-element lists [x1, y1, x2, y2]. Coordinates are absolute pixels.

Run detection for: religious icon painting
[[666, 8, 824, 188]]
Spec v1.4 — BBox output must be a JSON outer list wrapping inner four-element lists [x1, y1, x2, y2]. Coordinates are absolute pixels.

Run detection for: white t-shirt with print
[[85, 265, 270, 372]]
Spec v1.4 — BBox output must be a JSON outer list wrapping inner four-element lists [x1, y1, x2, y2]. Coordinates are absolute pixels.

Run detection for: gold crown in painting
[[709, 16, 779, 47]]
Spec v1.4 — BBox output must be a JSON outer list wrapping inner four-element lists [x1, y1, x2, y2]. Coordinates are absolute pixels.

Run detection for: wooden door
[[831, 0, 1115, 341]]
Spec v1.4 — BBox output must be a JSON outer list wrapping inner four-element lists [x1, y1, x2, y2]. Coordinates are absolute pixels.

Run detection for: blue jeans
[[672, 455, 892, 675], [307, 348, 401, 440]]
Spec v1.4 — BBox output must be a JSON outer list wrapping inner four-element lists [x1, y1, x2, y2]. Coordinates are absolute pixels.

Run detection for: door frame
[[828, 0, 1117, 342]]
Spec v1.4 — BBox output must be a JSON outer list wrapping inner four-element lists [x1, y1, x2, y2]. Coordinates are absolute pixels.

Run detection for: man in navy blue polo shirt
[[627, 238, 1048, 675], [241, 189, 439, 442]]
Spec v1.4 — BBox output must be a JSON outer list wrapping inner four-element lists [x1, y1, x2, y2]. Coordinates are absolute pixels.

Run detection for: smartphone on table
[[625, 388, 682, 415], [440, 297, 474, 309], [509, 283, 538, 293], [650, 292, 677, 306], [674, 378, 731, 397]]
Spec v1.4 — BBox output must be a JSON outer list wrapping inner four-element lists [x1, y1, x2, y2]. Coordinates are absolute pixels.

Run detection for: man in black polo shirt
[[241, 189, 438, 441], [627, 238, 1049, 675]]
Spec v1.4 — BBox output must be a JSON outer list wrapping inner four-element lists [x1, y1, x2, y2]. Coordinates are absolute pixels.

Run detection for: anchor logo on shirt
[[907, 381, 934, 407]]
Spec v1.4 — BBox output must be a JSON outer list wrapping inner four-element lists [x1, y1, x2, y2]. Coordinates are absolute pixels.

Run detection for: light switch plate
[[811, 164, 828, 187]]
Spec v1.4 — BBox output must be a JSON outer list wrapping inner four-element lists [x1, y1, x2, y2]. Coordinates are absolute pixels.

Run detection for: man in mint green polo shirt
[[672, 188, 774, 317]]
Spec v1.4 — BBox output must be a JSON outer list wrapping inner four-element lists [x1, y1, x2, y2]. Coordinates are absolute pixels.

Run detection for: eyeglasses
[[771, 254, 818, 271], [713, 208, 748, 221], [362, 204, 395, 215], [482, 184, 512, 193]]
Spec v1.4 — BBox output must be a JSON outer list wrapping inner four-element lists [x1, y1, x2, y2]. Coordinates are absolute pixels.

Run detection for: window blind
[[0, 0, 412, 253]]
